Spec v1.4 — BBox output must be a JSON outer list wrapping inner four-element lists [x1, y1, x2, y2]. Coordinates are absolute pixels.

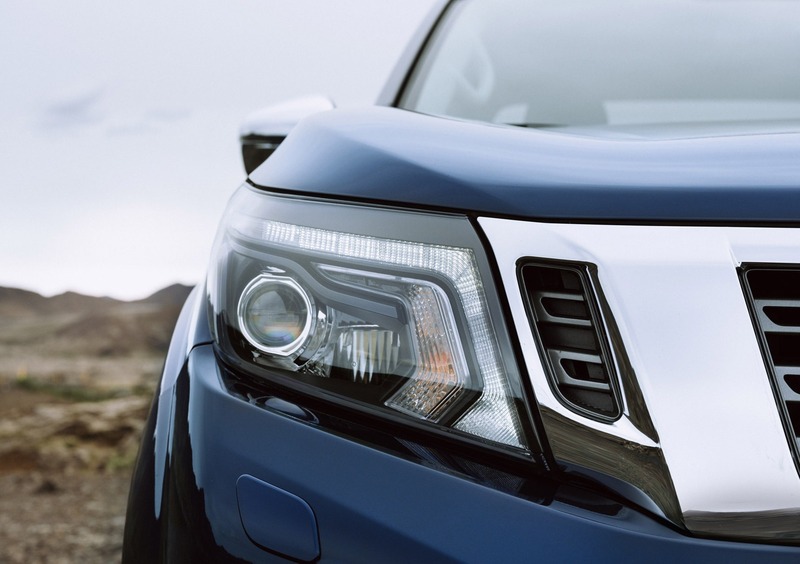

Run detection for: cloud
[[105, 108, 192, 136], [39, 82, 106, 129]]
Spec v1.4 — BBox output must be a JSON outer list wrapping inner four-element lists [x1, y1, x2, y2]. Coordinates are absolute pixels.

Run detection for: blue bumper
[[123, 293, 800, 562]]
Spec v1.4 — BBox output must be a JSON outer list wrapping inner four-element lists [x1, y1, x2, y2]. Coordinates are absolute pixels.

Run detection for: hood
[[249, 107, 800, 224]]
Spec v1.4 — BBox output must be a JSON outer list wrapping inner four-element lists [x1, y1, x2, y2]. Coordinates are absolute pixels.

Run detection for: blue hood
[[249, 107, 800, 224]]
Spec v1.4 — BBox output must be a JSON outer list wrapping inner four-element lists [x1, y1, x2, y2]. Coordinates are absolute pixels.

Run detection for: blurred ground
[[0, 284, 191, 563], [0, 383, 146, 564], [0, 471, 130, 564]]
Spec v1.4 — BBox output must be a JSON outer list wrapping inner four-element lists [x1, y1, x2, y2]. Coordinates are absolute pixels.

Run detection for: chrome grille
[[743, 267, 800, 455], [519, 261, 621, 420]]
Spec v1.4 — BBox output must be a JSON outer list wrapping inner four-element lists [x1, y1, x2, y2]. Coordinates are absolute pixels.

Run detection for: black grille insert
[[743, 266, 800, 461], [519, 261, 621, 421]]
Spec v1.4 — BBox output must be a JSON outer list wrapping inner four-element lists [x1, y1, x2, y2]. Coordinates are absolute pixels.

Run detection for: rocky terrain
[[0, 284, 192, 563]]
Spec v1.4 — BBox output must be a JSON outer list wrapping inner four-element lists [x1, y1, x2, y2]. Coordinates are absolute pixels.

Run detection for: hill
[[137, 283, 193, 307], [0, 284, 193, 318], [0, 287, 122, 317], [0, 283, 195, 389]]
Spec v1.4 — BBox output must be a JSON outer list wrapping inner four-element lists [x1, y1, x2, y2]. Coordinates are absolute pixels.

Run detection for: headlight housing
[[208, 186, 536, 455]]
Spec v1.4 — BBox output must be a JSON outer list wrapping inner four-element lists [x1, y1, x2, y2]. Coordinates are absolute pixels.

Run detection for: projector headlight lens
[[238, 274, 313, 356]]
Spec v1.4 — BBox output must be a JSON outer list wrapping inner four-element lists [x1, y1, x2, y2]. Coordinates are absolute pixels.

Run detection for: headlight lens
[[238, 274, 314, 356], [209, 186, 534, 454]]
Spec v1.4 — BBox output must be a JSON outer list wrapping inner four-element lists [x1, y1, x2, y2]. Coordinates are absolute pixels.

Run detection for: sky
[[0, 0, 437, 300]]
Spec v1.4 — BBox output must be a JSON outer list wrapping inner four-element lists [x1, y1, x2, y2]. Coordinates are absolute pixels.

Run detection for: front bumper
[[124, 320, 800, 561]]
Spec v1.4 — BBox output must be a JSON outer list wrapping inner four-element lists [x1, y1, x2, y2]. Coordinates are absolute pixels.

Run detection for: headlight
[[208, 186, 536, 455]]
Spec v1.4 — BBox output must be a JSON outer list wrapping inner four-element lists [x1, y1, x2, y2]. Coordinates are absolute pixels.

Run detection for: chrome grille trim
[[481, 217, 800, 542], [754, 299, 800, 333], [519, 261, 622, 421], [743, 266, 800, 469]]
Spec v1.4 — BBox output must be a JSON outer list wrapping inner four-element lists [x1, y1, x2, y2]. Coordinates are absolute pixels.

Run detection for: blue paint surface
[[251, 107, 800, 223]]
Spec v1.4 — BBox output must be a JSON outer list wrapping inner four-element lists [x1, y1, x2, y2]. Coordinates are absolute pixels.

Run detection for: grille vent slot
[[743, 267, 800, 457], [520, 262, 621, 420]]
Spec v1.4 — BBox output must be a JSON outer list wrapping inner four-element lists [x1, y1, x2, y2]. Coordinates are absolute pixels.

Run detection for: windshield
[[400, 0, 800, 129]]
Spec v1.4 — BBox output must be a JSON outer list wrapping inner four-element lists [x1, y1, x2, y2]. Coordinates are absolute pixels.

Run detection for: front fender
[[122, 285, 212, 562]]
